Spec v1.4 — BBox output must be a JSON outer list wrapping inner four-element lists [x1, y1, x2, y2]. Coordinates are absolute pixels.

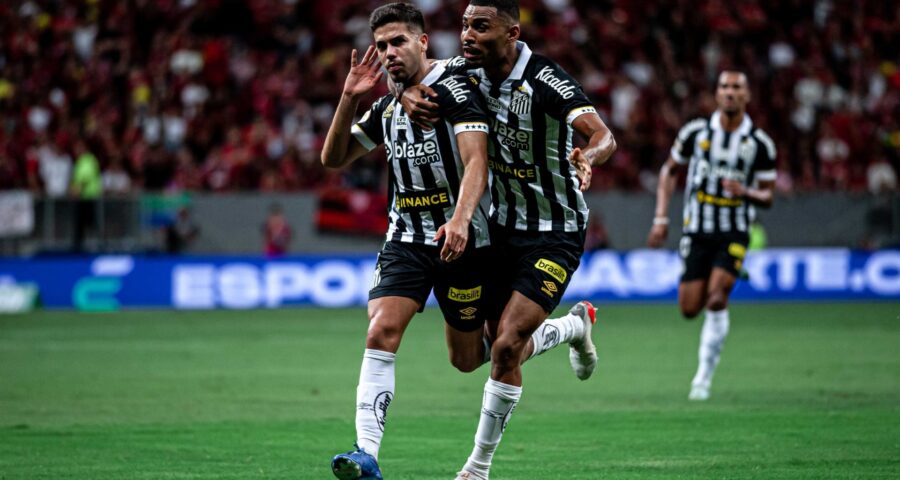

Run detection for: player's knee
[[365, 319, 403, 351], [448, 351, 481, 373], [491, 334, 527, 369], [679, 300, 703, 319], [706, 293, 728, 312]]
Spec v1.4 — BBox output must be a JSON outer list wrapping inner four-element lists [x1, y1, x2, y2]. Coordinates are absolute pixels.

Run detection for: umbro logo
[[460, 307, 477, 316], [541, 280, 558, 297]]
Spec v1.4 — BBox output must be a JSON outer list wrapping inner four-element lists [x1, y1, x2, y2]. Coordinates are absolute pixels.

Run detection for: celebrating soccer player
[[648, 71, 777, 401], [321, 4, 494, 479], [400, 1, 617, 478]]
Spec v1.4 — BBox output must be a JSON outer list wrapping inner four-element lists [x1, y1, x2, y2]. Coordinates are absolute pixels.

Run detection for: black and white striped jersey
[[671, 111, 777, 235], [445, 42, 596, 233], [351, 63, 491, 247]]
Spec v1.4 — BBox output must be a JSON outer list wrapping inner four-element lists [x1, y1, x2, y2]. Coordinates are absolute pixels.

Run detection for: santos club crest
[[509, 89, 531, 115]]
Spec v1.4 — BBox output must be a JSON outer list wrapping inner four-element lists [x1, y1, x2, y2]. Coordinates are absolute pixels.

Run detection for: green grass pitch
[[0, 303, 898, 479]]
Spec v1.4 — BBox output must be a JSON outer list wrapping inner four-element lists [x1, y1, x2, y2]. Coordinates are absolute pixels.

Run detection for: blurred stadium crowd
[[1, 0, 898, 197]]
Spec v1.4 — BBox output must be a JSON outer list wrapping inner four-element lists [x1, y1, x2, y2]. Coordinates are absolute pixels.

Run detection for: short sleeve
[[435, 74, 489, 135], [351, 97, 388, 151], [670, 119, 706, 165], [532, 60, 595, 124], [441, 56, 469, 76], [752, 128, 777, 182]]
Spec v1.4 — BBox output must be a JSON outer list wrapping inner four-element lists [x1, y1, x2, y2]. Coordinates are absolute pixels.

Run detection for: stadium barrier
[[1, 249, 897, 310]]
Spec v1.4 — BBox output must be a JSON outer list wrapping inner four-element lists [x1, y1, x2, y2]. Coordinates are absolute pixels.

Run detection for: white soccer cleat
[[455, 470, 488, 480], [688, 383, 710, 401], [568, 301, 598, 381]]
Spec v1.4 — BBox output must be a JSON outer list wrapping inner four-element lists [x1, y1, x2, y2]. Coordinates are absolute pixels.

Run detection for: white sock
[[462, 378, 522, 477], [528, 312, 584, 359], [692, 309, 730, 388], [355, 349, 396, 459]]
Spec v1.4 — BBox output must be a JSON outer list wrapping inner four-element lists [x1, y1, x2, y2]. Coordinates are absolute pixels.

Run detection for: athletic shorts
[[487, 225, 585, 316], [369, 240, 492, 332], [679, 232, 749, 282]]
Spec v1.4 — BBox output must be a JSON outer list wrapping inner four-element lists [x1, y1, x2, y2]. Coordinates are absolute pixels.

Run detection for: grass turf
[[0, 303, 897, 479]]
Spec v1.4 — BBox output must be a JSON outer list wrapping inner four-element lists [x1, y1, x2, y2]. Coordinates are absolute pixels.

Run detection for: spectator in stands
[[70, 140, 102, 252], [164, 206, 200, 254], [0, 0, 896, 194], [262, 203, 292, 257]]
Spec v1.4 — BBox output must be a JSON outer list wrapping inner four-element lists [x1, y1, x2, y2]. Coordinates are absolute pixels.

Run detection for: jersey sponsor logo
[[438, 76, 469, 104], [728, 242, 747, 259], [396, 115, 408, 129], [445, 56, 466, 69], [374, 391, 392, 432], [691, 159, 747, 186], [509, 88, 531, 115], [739, 138, 755, 160], [396, 188, 451, 211], [486, 96, 502, 113], [697, 191, 744, 207], [490, 118, 530, 150], [459, 306, 478, 320], [488, 159, 536, 181], [541, 324, 560, 348], [535, 258, 567, 283], [448, 285, 482, 303], [541, 280, 558, 297], [535, 65, 576, 99], [388, 139, 440, 166]]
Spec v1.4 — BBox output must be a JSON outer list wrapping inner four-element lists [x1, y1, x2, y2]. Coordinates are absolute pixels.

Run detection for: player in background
[[400, 1, 617, 478], [320, 4, 492, 479], [648, 71, 777, 401]]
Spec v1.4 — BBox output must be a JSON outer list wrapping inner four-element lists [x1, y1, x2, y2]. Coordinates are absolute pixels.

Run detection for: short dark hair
[[468, 0, 519, 23], [369, 2, 426, 33]]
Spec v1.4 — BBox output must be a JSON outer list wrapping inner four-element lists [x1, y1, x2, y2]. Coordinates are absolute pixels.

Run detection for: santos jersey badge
[[509, 89, 531, 115]]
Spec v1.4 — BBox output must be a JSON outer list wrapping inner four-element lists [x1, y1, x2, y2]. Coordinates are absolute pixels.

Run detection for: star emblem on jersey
[[509, 89, 531, 115], [699, 139, 711, 151]]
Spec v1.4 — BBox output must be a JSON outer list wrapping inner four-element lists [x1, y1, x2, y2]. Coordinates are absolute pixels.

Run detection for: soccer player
[[648, 71, 777, 401], [400, 1, 617, 478], [321, 4, 492, 479]]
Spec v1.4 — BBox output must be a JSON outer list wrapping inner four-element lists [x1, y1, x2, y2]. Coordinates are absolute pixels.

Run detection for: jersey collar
[[420, 61, 446, 87], [710, 110, 753, 135], [508, 41, 532, 81]]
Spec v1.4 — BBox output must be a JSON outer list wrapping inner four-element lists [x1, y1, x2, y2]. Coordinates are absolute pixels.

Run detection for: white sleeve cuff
[[755, 169, 777, 182], [351, 124, 377, 151], [453, 122, 489, 135], [670, 146, 688, 164], [566, 106, 597, 125]]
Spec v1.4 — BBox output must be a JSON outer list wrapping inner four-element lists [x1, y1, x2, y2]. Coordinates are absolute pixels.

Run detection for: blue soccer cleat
[[331, 445, 383, 480]]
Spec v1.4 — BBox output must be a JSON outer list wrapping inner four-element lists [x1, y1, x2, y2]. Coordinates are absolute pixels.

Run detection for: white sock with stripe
[[528, 312, 584, 359], [692, 309, 730, 388], [355, 349, 395, 459], [462, 378, 522, 477]]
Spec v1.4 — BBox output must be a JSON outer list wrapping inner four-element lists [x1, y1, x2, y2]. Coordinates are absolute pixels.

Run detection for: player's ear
[[507, 24, 520, 43], [419, 33, 429, 53]]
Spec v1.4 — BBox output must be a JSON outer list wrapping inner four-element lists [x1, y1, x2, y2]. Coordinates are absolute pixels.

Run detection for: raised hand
[[568, 147, 593, 192], [343, 46, 384, 98]]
